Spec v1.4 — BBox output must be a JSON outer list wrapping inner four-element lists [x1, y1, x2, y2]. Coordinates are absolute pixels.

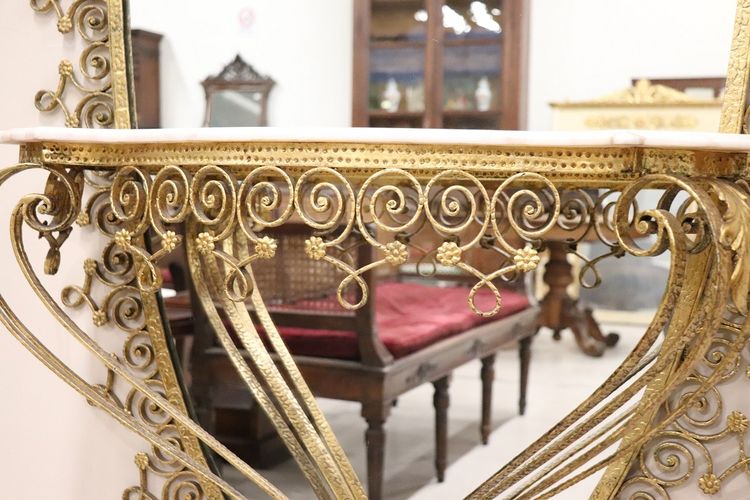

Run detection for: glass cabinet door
[[360, 0, 515, 130], [368, 0, 427, 127], [441, 0, 503, 129]]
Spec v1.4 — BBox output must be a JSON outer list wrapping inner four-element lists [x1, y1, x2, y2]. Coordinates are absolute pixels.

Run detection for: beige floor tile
[[224, 324, 644, 499]]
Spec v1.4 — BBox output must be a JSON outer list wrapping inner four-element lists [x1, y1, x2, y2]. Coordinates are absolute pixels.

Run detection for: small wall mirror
[[202, 55, 274, 127]]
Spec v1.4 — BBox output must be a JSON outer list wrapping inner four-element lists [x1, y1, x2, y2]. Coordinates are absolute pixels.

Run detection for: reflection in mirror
[[123, 1, 742, 497], [202, 55, 274, 127], [206, 90, 264, 127]]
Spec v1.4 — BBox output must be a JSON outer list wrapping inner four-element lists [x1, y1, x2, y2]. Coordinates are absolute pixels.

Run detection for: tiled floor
[[224, 323, 642, 499]]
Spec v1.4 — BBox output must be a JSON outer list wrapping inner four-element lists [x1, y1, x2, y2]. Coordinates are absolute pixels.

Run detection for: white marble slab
[[3, 126, 750, 152]]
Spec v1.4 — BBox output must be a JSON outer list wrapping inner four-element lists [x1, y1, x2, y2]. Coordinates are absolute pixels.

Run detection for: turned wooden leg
[[540, 241, 618, 357], [362, 402, 391, 500], [480, 354, 496, 445], [584, 306, 620, 347], [568, 306, 606, 357], [433, 375, 451, 482], [540, 242, 574, 335], [519, 336, 532, 415]]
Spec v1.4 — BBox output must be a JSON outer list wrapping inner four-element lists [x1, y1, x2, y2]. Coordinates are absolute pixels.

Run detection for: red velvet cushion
[[273, 282, 530, 360], [160, 267, 173, 286]]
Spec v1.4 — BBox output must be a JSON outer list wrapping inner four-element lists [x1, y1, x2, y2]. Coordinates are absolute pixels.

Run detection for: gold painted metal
[[6, 132, 750, 499], [31, 0, 131, 129], [467, 175, 750, 499], [3, 0, 750, 499], [720, 0, 750, 133], [24, 1, 221, 498], [15, 139, 750, 186], [551, 79, 724, 133], [582, 114, 698, 130]]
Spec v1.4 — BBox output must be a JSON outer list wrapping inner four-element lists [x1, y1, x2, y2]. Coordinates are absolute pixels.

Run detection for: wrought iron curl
[[619, 477, 670, 500], [637, 431, 710, 488], [237, 165, 294, 237], [123, 331, 159, 379], [423, 169, 490, 250]]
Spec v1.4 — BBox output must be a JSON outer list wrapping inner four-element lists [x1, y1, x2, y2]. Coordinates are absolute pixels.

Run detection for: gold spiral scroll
[[468, 177, 750, 499], [31, 0, 132, 129], [96, 162, 564, 497], [98, 161, 750, 499], [0, 163, 287, 498], [29, 2, 220, 497]]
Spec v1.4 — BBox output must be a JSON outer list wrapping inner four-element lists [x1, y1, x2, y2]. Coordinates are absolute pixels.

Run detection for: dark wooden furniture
[[538, 241, 619, 357], [179, 226, 538, 499], [352, 0, 529, 130], [130, 29, 162, 128], [202, 55, 275, 127]]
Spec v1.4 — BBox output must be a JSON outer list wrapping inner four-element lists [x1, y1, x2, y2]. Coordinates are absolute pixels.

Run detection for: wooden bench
[[176, 225, 539, 499]]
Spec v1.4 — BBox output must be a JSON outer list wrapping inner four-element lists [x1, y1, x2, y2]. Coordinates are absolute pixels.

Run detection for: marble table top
[[2, 126, 750, 152], [4, 127, 749, 186]]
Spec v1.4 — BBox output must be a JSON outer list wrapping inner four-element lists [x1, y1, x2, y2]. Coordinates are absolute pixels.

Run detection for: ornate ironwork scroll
[[2, 1, 749, 497], [24, 1, 221, 498], [7, 125, 750, 498], [99, 162, 560, 498], [31, 0, 131, 129], [468, 179, 750, 499], [721, 0, 750, 133]]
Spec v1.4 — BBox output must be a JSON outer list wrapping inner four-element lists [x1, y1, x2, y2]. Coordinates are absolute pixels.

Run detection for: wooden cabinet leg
[[362, 402, 391, 500], [433, 375, 451, 482], [480, 354, 496, 444], [519, 336, 532, 415]]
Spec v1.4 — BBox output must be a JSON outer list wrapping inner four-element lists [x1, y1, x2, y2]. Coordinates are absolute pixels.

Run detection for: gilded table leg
[[469, 176, 750, 499]]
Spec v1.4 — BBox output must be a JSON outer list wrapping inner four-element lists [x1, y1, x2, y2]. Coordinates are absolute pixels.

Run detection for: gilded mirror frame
[[3, 0, 750, 499], [21, 0, 222, 497]]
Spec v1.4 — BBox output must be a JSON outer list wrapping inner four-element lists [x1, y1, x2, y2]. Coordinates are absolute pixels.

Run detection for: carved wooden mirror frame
[[3, 1, 750, 498], [202, 54, 275, 127]]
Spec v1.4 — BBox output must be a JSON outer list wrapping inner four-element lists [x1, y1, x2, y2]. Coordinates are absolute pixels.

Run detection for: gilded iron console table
[[2, 126, 750, 498]]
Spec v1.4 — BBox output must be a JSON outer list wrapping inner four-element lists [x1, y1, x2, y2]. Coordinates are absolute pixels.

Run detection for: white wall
[[131, 0, 736, 131], [0, 4, 155, 498], [130, 0, 354, 128], [527, 0, 736, 130]]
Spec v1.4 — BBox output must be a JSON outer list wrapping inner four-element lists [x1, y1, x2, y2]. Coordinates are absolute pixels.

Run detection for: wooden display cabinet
[[130, 29, 162, 129], [353, 0, 528, 129]]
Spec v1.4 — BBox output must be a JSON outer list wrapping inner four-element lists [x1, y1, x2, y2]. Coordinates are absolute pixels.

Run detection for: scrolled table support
[[2, 130, 750, 499], [469, 176, 750, 499], [0, 164, 284, 499], [101, 162, 561, 498]]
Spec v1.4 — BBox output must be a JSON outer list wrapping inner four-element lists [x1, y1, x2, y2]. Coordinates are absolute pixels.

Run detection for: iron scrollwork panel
[[6, 0, 750, 496], [22, 0, 223, 497], [1, 152, 750, 498]]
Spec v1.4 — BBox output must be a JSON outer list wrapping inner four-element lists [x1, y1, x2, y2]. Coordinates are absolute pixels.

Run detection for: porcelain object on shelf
[[475, 76, 492, 111], [382, 77, 401, 112]]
